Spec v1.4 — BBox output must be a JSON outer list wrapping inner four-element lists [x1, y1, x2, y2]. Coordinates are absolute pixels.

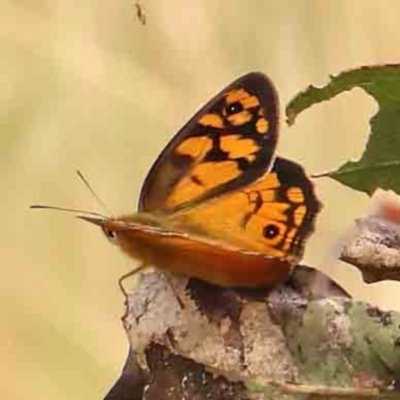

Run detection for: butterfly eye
[[226, 101, 243, 115], [102, 227, 117, 242], [263, 224, 280, 239]]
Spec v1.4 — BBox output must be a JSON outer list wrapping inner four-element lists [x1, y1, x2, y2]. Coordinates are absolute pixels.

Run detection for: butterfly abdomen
[[114, 219, 292, 287]]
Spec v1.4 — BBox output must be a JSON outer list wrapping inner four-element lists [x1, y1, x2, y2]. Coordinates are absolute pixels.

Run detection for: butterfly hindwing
[[241, 157, 321, 260], [139, 72, 279, 213], [168, 157, 321, 263]]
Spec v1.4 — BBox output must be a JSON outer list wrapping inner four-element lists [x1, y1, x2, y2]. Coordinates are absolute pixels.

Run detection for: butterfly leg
[[118, 263, 147, 298], [162, 273, 185, 310]]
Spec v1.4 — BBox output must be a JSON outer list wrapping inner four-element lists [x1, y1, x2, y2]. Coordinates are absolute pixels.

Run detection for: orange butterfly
[[34, 73, 321, 289]]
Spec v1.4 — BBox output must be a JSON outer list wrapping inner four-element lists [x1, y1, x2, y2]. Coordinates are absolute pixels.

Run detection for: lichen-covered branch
[[104, 266, 400, 400]]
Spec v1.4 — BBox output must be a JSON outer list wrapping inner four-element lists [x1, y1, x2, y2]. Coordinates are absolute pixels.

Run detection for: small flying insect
[[135, 2, 146, 25]]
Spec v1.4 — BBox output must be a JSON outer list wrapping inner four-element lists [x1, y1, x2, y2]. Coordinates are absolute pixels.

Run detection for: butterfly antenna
[[76, 169, 111, 215], [30, 204, 106, 218]]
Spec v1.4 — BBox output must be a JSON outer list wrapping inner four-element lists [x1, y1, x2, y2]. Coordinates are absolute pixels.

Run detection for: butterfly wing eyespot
[[226, 101, 244, 115], [263, 224, 280, 240], [138, 72, 279, 214]]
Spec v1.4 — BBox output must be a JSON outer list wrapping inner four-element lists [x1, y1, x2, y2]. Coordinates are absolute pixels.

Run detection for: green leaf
[[286, 64, 400, 195]]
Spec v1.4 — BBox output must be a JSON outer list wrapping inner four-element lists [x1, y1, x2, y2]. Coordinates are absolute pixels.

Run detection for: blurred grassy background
[[2, 1, 400, 399]]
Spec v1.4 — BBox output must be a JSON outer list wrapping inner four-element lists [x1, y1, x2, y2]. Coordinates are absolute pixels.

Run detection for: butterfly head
[[78, 215, 119, 244], [77, 212, 172, 257]]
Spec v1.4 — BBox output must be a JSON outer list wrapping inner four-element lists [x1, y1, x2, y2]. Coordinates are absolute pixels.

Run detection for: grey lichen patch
[[324, 300, 353, 349], [124, 272, 185, 354], [125, 272, 244, 376], [240, 302, 297, 383], [290, 298, 354, 386]]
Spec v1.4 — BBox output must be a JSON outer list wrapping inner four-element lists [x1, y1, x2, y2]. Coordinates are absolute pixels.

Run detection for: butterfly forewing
[[139, 72, 279, 213]]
